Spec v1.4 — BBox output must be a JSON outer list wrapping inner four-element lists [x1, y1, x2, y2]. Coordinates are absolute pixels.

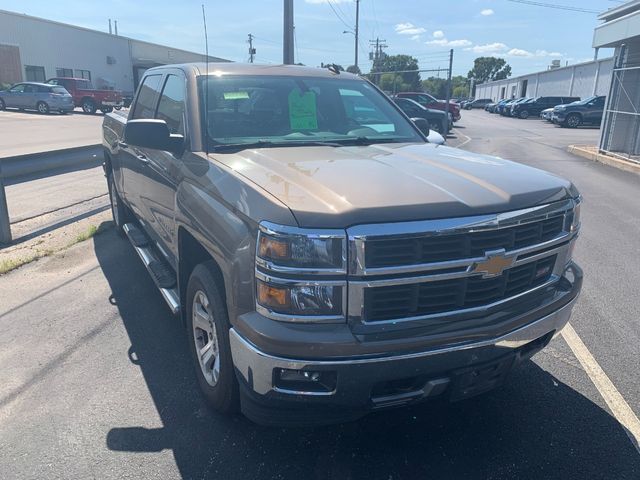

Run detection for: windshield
[[199, 75, 423, 149]]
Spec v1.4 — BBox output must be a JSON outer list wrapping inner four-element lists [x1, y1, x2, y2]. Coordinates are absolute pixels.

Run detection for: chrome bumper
[[230, 296, 577, 396]]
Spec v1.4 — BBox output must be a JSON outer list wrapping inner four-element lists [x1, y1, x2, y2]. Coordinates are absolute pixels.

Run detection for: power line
[[505, 0, 600, 14], [326, 0, 353, 30]]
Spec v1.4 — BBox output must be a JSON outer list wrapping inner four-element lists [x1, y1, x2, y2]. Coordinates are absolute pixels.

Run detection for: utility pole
[[248, 33, 255, 63], [469, 77, 474, 98], [283, 0, 294, 65], [444, 49, 453, 134], [368, 37, 387, 83], [354, 0, 360, 70]]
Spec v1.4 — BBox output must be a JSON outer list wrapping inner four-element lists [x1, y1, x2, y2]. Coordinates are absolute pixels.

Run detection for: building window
[[25, 65, 45, 82], [56, 68, 73, 77], [74, 69, 91, 81]]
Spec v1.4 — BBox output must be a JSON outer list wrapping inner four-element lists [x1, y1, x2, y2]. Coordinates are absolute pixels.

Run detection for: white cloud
[[506, 48, 564, 57], [508, 48, 532, 57], [465, 42, 508, 53], [427, 38, 472, 47], [395, 22, 426, 35], [481, 9, 495, 16], [448, 39, 473, 47], [433, 30, 445, 39], [410, 35, 421, 41]]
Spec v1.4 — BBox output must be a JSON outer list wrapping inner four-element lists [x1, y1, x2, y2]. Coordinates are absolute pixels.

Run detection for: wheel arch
[[178, 227, 228, 326]]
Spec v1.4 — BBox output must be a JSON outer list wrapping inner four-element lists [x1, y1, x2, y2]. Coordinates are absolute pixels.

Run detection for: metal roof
[[598, 0, 640, 21]]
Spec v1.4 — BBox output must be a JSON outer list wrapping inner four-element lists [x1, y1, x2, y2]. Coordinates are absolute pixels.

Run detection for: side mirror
[[410, 117, 430, 136], [124, 119, 184, 153]]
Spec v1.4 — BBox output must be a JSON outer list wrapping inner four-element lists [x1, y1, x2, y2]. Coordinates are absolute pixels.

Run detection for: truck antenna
[[202, 3, 209, 155]]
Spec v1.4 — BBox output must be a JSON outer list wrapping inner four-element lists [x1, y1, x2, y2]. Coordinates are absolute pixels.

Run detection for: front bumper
[[553, 113, 566, 123], [230, 263, 582, 425]]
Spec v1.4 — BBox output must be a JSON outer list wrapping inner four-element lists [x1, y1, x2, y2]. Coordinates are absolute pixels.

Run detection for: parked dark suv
[[464, 98, 493, 110], [512, 96, 580, 119], [552, 95, 606, 128]]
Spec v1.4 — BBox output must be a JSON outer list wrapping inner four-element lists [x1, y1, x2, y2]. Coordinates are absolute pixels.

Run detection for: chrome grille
[[365, 215, 564, 268], [347, 199, 579, 325], [363, 256, 556, 322]]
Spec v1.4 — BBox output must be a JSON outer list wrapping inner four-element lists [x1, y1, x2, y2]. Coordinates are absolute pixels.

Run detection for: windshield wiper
[[210, 140, 344, 152], [334, 137, 414, 146]]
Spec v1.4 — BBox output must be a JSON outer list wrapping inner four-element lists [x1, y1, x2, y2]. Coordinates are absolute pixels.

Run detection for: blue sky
[[1, 0, 617, 77]]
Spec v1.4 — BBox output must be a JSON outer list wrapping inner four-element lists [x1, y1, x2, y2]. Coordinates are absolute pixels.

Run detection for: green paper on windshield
[[223, 91, 249, 100], [288, 89, 318, 130]]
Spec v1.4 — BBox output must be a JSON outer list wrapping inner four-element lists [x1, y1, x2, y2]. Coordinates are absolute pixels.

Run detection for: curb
[[0, 144, 102, 180], [568, 145, 640, 175]]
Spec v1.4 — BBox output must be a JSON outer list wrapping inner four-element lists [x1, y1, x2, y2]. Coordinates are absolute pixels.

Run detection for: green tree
[[378, 73, 410, 93], [421, 75, 469, 99], [467, 57, 512, 84], [346, 65, 361, 74], [370, 54, 421, 91]]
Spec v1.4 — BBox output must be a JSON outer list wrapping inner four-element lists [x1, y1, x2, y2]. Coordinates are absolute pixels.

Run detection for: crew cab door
[[135, 72, 187, 264], [119, 73, 164, 228]]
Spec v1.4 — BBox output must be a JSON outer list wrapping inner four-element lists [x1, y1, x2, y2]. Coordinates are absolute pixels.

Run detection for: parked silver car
[[0, 82, 74, 114]]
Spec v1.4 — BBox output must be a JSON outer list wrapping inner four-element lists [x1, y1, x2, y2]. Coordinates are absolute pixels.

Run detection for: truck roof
[[146, 62, 362, 79]]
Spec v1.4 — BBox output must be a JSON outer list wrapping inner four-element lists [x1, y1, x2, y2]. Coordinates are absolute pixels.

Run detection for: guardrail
[[0, 144, 102, 244]]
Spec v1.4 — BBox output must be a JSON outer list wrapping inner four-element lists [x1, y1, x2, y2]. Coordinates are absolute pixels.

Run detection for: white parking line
[[562, 323, 640, 454], [453, 128, 471, 148]]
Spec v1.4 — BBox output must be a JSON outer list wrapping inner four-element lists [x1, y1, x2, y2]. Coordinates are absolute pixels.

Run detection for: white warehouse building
[[474, 57, 614, 102], [0, 9, 228, 95]]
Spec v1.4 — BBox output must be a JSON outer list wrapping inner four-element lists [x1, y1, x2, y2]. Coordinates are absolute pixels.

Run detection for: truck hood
[[213, 143, 576, 228]]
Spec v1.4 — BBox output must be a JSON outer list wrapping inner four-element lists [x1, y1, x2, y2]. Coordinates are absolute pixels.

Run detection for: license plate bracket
[[450, 354, 516, 401]]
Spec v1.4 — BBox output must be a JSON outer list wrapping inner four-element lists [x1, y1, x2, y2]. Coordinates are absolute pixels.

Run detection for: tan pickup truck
[[102, 63, 582, 426]]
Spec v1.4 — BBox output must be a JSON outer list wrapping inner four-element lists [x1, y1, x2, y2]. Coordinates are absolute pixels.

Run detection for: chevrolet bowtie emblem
[[471, 250, 515, 278]]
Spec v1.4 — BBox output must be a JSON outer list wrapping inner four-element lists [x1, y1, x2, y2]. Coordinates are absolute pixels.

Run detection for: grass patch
[[74, 224, 99, 244], [0, 221, 112, 275], [0, 256, 37, 274]]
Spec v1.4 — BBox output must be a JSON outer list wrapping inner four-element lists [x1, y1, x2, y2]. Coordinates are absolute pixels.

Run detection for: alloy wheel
[[192, 290, 221, 387]]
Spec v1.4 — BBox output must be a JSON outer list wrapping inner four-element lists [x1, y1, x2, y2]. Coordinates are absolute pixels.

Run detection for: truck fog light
[[274, 368, 337, 393]]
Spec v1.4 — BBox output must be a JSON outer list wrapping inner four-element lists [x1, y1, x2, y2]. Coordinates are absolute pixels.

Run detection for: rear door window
[[132, 74, 163, 120]]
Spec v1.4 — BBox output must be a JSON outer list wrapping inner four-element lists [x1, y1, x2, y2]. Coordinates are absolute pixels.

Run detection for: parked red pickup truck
[[395, 92, 461, 122], [46, 77, 123, 114]]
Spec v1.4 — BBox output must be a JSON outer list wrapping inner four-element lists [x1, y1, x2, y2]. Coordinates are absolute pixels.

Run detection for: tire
[[107, 173, 131, 236], [519, 110, 530, 119], [565, 113, 582, 128], [186, 263, 239, 414], [101, 106, 114, 114], [0, 98, 5, 110], [37, 101, 49, 114], [81, 98, 96, 114], [114, 106, 122, 111]]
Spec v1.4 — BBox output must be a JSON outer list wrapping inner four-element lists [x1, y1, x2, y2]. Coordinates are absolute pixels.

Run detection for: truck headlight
[[256, 275, 343, 318], [565, 198, 581, 233], [257, 222, 346, 272], [255, 222, 346, 322]]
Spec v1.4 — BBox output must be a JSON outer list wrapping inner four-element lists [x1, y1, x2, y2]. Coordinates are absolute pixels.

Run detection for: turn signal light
[[258, 235, 290, 260], [257, 281, 290, 308]]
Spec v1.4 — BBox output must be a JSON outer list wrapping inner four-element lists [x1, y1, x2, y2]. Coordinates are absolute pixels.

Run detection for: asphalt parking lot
[[1, 110, 639, 479], [0, 109, 103, 157]]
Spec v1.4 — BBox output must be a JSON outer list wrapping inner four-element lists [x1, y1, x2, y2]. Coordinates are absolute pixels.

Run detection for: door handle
[[118, 141, 128, 148], [137, 153, 149, 164]]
